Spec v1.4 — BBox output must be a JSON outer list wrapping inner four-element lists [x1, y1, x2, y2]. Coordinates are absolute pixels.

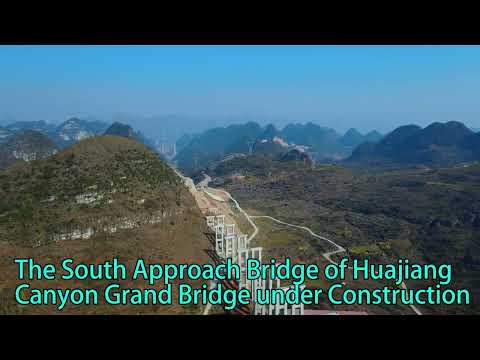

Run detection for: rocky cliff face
[[0, 134, 211, 314], [53, 118, 109, 147], [0, 130, 58, 170], [1, 135, 197, 245]]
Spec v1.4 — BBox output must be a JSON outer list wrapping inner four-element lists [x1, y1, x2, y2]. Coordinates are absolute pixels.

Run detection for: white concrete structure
[[239, 247, 262, 291], [225, 224, 235, 236], [237, 234, 248, 249], [206, 215, 215, 228], [206, 211, 304, 315], [215, 225, 225, 257], [274, 288, 289, 315], [224, 234, 235, 259], [216, 215, 225, 227], [207, 214, 225, 231]]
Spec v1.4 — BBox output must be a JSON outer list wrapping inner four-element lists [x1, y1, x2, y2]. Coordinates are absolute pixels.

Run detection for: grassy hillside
[[211, 157, 480, 314], [0, 135, 210, 314]]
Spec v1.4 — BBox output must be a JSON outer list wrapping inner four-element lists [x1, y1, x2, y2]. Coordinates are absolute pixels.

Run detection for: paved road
[[170, 166, 196, 192], [196, 174, 212, 189], [401, 281, 423, 315], [203, 189, 225, 202], [250, 215, 345, 262], [199, 174, 422, 315], [250, 215, 422, 315], [206, 188, 259, 242]]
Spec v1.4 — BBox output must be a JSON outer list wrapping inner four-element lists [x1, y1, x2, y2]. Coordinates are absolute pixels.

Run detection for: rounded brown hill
[[0, 135, 210, 314]]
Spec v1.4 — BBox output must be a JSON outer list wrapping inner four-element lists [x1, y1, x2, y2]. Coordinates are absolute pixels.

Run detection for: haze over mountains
[[3, 119, 108, 148], [0, 118, 158, 170], [174, 122, 385, 174], [172, 119, 480, 175], [347, 121, 480, 169], [0, 130, 58, 170], [4, 115, 480, 177], [2, 115, 480, 314]]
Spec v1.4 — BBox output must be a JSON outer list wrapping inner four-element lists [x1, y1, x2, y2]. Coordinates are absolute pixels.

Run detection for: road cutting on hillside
[[175, 169, 422, 315]]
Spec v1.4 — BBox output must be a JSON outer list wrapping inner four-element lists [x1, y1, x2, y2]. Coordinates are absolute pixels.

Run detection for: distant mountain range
[[104, 122, 156, 150], [175, 120, 480, 174], [5, 120, 57, 134], [340, 128, 383, 148], [0, 119, 156, 171], [346, 121, 480, 169], [0, 130, 58, 170], [174, 122, 383, 174], [174, 122, 263, 173], [6, 116, 478, 175], [104, 122, 136, 138], [3, 118, 109, 148], [0, 126, 14, 144], [53, 118, 110, 147]]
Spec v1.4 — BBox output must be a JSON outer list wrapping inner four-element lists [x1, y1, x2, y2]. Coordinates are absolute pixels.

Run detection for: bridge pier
[[205, 207, 303, 315]]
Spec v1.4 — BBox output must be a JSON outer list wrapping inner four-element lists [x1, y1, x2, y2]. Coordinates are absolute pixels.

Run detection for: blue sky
[[1, 45, 480, 133]]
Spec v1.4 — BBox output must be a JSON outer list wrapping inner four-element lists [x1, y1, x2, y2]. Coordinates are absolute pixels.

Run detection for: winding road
[[210, 188, 259, 242], [203, 186, 346, 264], [250, 215, 345, 263], [196, 172, 422, 315]]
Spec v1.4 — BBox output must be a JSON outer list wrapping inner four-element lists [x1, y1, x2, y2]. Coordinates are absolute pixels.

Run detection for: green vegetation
[[0, 135, 182, 246], [0, 135, 211, 314], [176, 122, 381, 176], [211, 156, 480, 313], [347, 121, 480, 169]]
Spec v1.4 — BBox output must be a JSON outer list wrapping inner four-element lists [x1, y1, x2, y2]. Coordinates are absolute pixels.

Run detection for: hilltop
[[0, 130, 58, 170], [174, 122, 263, 174], [104, 122, 156, 150], [175, 122, 383, 175], [51, 118, 110, 148], [0, 135, 184, 245], [2, 118, 109, 149], [340, 128, 365, 147], [347, 121, 480, 169], [0, 135, 210, 314], [104, 122, 136, 138]]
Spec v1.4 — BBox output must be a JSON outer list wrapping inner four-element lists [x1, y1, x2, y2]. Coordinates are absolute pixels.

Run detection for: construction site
[[173, 168, 373, 315]]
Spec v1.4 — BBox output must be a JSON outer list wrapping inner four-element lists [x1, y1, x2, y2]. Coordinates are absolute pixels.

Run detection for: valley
[[190, 173, 420, 314], [1, 117, 480, 315], [202, 154, 480, 314], [2, 44, 480, 317]]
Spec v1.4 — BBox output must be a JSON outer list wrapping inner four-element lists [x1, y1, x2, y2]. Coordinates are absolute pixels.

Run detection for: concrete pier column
[[215, 225, 225, 257]]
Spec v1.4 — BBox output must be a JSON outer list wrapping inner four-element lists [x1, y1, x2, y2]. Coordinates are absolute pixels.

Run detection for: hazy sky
[[1, 45, 480, 133]]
